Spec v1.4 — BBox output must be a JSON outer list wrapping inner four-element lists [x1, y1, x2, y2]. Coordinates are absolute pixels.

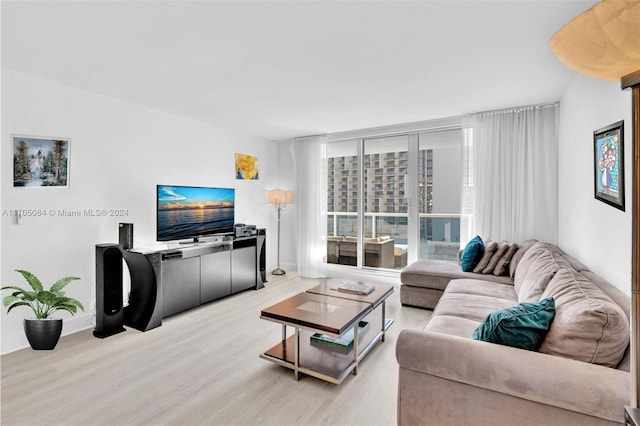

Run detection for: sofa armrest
[[396, 329, 629, 423]]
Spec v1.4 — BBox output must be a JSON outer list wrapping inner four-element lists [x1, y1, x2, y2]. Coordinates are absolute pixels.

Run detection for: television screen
[[157, 185, 235, 242]]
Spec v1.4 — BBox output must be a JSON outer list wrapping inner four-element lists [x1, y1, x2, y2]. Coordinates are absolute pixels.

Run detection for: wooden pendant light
[[549, 0, 640, 81]]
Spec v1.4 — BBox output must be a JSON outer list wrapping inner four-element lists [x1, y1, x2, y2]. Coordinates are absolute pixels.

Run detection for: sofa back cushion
[[493, 243, 519, 276], [540, 269, 629, 368], [514, 242, 570, 302], [473, 240, 496, 273], [509, 239, 538, 278], [460, 235, 484, 272], [482, 241, 508, 274]]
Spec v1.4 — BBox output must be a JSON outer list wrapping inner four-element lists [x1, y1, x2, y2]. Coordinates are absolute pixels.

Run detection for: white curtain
[[289, 135, 329, 278], [461, 104, 559, 244], [460, 126, 475, 245]]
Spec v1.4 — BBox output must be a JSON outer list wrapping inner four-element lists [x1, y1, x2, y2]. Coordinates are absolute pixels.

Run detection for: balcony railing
[[327, 211, 461, 262]]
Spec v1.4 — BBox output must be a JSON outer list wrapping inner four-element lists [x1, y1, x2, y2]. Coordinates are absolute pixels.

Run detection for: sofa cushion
[[509, 239, 538, 279], [513, 241, 547, 288], [471, 297, 556, 351], [493, 243, 519, 276], [425, 314, 481, 338], [473, 240, 496, 273], [401, 260, 514, 291], [445, 279, 517, 303], [514, 242, 570, 302], [522, 253, 571, 303], [434, 290, 518, 323], [460, 235, 484, 272], [482, 241, 508, 274], [540, 269, 630, 368]]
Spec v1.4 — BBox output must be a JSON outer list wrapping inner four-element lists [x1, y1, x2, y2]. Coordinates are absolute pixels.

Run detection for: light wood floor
[[1, 273, 431, 426]]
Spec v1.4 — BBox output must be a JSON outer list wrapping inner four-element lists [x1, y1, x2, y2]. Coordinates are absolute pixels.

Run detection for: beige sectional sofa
[[396, 241, 631, 425]]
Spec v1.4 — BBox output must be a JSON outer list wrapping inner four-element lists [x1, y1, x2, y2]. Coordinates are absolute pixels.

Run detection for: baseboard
[[266, 262, 296, 274], [1, 313, 93, 355]]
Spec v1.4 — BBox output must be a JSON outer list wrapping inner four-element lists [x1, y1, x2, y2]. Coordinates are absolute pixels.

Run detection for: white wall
[[1, 69, 280, 353], [558, 73, 632, 295]]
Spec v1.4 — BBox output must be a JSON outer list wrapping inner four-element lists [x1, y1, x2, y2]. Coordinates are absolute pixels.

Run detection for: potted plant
[[1, 269, 84, 350]]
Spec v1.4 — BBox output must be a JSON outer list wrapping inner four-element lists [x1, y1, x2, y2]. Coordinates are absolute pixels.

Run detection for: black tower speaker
[[119, 223, 133, 250], [257, 228, 266, 287], [94, 243, 126, 338]]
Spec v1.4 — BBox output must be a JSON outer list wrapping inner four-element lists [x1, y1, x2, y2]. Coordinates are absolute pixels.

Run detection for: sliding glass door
[[327, 140, 359, 265], [326, 127, 461, 271], [418, 129, 462, 262], [363, 135, 409, 269]]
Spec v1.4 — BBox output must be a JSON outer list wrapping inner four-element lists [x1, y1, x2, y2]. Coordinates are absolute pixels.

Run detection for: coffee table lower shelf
[[260, 318, 393, 384]]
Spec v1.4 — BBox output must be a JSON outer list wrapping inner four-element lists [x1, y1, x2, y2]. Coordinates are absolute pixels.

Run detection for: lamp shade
[[267, 189, 294, 206], [549, 0, 640, 81]]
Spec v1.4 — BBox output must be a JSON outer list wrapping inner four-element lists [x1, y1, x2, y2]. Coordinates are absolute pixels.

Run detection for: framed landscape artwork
[[13, 135, 70, 188], [593, 120, 624, 211]]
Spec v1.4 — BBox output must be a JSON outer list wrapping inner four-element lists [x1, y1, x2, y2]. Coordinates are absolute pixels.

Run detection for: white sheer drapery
[[289, 135, 329, 278], [460, 126, 475, 246], [461, 104, 559, 244]]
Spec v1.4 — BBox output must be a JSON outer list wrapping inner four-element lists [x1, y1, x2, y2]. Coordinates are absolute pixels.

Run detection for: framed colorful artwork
[[235, 153, 259, 180], [593, 120, 624, 211], [13, 135, 70, 188]]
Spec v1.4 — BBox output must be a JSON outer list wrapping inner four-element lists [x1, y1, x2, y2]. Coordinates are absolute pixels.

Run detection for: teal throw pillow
[[471, 297, 555, 351], [460, 235, 484, 272]]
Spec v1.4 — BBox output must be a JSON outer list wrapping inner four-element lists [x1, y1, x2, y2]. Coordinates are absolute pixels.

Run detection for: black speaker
[[257, 228, 266, 288], [94, 243, 126, 338], [119, 223, 133, 250]]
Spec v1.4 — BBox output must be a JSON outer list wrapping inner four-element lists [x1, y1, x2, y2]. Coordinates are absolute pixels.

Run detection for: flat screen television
[[156, 185, 235, 242]]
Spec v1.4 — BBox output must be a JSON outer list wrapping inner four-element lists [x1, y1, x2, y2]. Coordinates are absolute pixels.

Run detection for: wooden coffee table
[[306, 279, 394, 343], [260, 281, 394, 384]]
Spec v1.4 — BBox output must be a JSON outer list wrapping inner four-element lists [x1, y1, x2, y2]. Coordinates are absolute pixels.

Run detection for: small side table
[[625, 406, 640, 426]]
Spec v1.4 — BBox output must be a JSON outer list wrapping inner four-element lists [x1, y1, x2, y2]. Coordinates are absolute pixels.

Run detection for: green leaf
[[50, 276, 80, 293], [3, 295, 19, 307], [1, 286, 28, 297], [55, 304, 77, 315], [21, 291, 37, 302], [15, 270, 43, 293], [65, 298, 84, 311], [74, 300, 84, 312], [6, 301, 33, 315], [55, 297, 84, 311], [37, 291, 58, 305], [1, 285, 25, 291]]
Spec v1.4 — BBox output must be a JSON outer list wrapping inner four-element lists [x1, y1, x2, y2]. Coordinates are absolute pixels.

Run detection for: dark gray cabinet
[[162, 256, 200, 317], [232, 238, 257, 293], [124, 237, 259, 331], [201, 249, 232, 303], [159, 238, 256, 319]]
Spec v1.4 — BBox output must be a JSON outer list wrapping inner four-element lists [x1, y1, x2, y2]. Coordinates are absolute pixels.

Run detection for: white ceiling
[[1, 0, 597, 140]]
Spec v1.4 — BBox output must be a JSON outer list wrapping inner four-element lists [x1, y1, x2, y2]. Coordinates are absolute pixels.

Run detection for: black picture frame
[[593, 120, 625, 211]]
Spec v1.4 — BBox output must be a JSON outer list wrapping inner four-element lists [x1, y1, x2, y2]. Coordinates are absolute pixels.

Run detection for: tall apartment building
[[327, 150, 433, 215]]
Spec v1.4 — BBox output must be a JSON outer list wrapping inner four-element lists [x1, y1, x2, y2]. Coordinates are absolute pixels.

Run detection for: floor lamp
[[549, 0, 640, 408], [267, 189, 294, 275]]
